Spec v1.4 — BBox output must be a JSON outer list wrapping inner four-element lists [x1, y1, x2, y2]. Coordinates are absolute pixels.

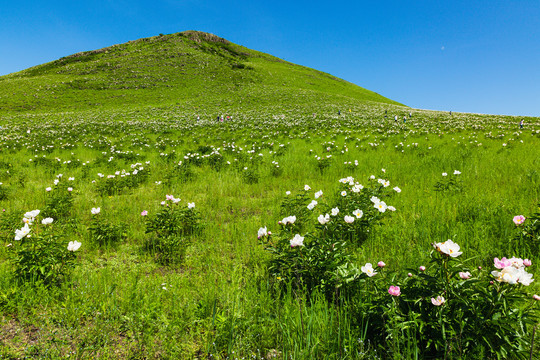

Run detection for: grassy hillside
[[2, 30, 540, 359], [0, 30, 402, 115]]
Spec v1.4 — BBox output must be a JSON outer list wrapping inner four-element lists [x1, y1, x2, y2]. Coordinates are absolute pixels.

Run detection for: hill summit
[[0, 31, 402, 114]]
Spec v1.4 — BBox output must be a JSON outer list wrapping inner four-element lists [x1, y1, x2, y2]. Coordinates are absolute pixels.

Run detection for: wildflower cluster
[[344, 240, 539, 359], [143, 194, 202, 264], [492, 256, 534, 285], [433, 169, 463, 192], [87, 207, 126, 248], [7, 209, 81, 285], [259, 172, 400, 296], [93, 162, 150, 195], [43, 174, 75, 221], [314, 154, 332, 173]]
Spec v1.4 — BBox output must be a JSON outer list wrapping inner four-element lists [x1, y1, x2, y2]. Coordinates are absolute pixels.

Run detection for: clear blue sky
[[1, 0, 539, 116]]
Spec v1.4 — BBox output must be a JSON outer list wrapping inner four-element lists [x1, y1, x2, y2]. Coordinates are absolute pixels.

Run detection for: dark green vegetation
[[0, 31, 540, 359]]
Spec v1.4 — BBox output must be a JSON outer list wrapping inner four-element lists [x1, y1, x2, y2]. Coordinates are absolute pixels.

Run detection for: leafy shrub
[[7, 210, 81, 285], [166, 161, 194, 184], [241, 167, 258, 184], [270, 161, 282, 177], [260, 174, 399, 296], [42, 179, 74, 221], [434, 171, 463, 192], [347, 240, 539, 359], [94, 163, 150, 195], [205, 152, 224, 171], [144, 196, 202, 265], [315, 155, 332, 173], [88, 207, 126, 248]]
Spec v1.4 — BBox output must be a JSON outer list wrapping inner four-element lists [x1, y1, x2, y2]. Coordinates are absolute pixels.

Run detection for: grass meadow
[[0, 104, 539, 359]]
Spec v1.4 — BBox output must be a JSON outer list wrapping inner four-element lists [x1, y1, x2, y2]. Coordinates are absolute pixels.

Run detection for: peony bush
[[7, 209, 81, 285]]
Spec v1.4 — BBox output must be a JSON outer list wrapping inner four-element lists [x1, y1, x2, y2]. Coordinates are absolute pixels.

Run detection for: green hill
[[0, 31, 403, 115]]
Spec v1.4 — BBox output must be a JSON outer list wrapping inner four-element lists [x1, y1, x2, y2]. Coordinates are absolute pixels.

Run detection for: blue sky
[[1, 0, 539, 116]]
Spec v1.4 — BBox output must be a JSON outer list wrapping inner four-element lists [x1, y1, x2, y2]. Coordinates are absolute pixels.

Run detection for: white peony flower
[[258, 227, 268, 238], [24, 210, 40, 219], [15, 224, 31, 240], [67, 241, 82, 252], [281, 215, 297, 225], [331, 207, 340, 216], [374, 201, 388, 213], [41, 217, 54, 225], [431, 296, 445, 306], [344, 215, 355, 224], [361, 263, 377, 277], [317, 214, 330, 225], [290, 234, 304, 247], [437, 240, 462, 257], [492, 261, 534, 286], [91, 207, 101, 215], [352, 184, 363, 192]]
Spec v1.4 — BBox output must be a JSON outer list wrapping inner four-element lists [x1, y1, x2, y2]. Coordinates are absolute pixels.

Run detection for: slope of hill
[[0, 31, 403, 115]]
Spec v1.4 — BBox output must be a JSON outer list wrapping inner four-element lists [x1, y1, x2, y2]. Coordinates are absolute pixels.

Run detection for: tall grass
[[0, 107, 539, 358]]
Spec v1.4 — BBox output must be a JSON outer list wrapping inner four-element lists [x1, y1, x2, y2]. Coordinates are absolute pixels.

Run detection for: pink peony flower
[[377, 261, 386, 268], [524, 259, 532, 267], [494, 257, 512, 269], [534, 294, 540, 301], [419, 266, 426, 272], [141, 210, 148, 216], [459, 271, 471, 279], [513, 215, 526, 225], [431, 296, 445, 306], [388, 286, 401, 296]]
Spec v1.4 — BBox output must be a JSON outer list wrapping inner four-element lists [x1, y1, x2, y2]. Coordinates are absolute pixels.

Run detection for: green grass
[[0, 31, 401, 116], [0, 108, 538, 358], [0, 31, 539, 359]]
